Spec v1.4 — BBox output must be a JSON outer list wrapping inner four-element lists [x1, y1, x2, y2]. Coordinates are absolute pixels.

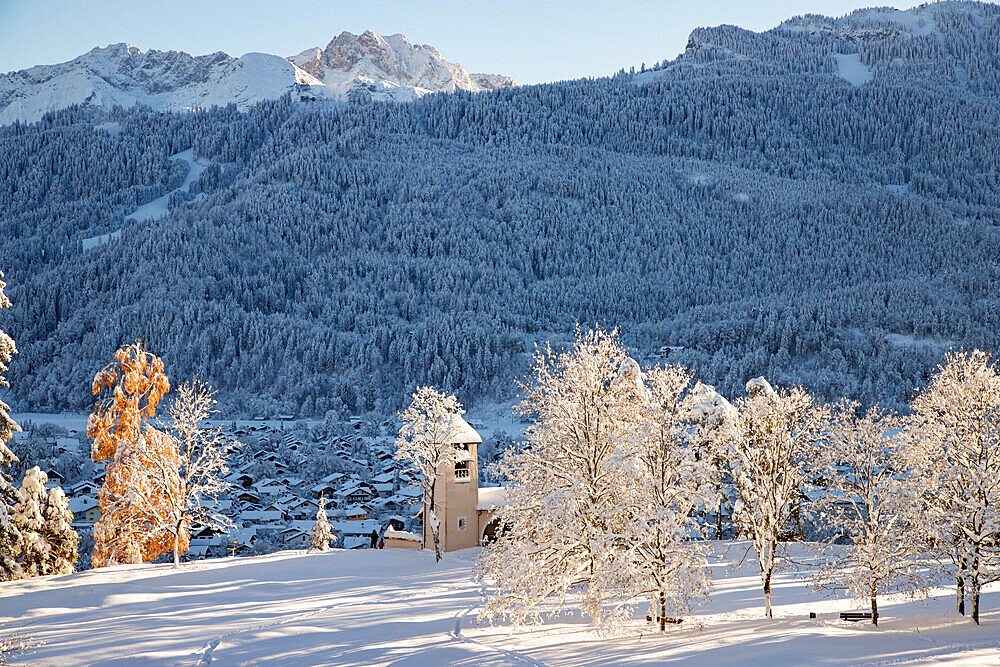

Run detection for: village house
[[67, 496, 101, 528]]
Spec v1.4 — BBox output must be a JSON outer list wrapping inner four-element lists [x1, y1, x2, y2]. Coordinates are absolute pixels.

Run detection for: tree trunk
[[430, 510, 442, 563], [957, 575, 965, 616], [716, 499, 723, 540], [870, 581, 879, 626], [173, 519, 182, 567], [971, 577, 980, 625], [426, 480, 442, 563], [764, 571, 773, 619], [658, 591, 667, 632]]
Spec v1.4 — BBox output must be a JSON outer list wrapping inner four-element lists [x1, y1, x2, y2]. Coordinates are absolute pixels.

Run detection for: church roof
[[437, 414, 482, 445]]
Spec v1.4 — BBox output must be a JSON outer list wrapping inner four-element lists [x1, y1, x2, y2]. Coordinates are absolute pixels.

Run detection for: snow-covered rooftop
[[384, 528, 420, 542], [437, 414, 482, 445], [476, 486, 507, 511]]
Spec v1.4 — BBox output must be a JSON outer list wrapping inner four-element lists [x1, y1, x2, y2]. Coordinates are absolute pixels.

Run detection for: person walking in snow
[[370, 529, 379, 549]]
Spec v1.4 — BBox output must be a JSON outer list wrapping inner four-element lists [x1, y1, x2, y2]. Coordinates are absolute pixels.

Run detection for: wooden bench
[[839, 612, 873, 622]]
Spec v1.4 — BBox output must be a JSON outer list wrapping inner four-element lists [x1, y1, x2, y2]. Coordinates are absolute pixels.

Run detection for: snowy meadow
[[0, 544, 996, 666]]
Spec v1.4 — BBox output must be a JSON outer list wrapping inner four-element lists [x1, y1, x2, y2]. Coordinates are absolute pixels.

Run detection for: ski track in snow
[[125, 148, 210, 223], [196, 602, 340, 666], [81, 148, 210, 252], [450, 573, 549, 667]]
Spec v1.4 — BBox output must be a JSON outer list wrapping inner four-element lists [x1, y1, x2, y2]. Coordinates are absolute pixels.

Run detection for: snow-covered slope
[[0, 32, 514, 124], [0, 44, 323, 125], [0, 544, 997, 665]]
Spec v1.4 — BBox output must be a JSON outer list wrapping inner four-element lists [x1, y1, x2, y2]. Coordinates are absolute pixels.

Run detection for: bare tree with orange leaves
[[88, 341, 175, 567], [128, 379, 236, 566]]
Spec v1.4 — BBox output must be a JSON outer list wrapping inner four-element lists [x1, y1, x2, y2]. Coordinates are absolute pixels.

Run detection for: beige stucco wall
[[423, 442, 480, 553]]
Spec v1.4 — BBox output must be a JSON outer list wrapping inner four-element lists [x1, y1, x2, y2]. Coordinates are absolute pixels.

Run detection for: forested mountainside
[[2, 2, 1000, 416]]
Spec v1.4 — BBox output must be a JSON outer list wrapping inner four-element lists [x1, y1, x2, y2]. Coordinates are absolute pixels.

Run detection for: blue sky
[[1, 0, 928, 83]]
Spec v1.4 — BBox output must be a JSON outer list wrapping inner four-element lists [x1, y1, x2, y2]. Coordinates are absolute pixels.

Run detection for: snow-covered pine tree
[[309, 495, 336, 552], [0, 270, 22, 581], [394, 386, 467, 563], [478, 327, 644, 628], [41, 486, 77, 574], [612, 364, 714, 632], [814, 403, 930, 625], [13, 467, 49, 577], [901, 350, 1000, 625], [89, 341, 172, 567], [728, 377, 829, 619]]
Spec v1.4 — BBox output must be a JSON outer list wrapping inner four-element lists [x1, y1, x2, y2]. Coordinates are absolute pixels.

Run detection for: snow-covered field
[[834, 53, 873, 86], [1, 543, 996, 666]]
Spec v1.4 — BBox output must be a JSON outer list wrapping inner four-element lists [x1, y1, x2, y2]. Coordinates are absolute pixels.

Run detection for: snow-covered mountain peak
[[288, 29, 514, 101], [0, 31, 514, 124]]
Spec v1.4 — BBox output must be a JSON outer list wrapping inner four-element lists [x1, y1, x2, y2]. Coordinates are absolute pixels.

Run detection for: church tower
[[423, 415, 482, 553]]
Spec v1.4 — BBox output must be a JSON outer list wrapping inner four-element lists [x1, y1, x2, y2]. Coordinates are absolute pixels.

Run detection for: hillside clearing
[[0, 543, 997, 665]]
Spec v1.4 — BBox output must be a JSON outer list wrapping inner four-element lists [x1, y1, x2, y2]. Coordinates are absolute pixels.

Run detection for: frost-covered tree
[[89, 341, 172, 567], [479, 327, 644, 628], [309, 495, 336, 552], [97, 427, 182, 567], [98, 379, 237, 567], [13, 467, 48, 576], [615, 365, 714, 632], [10, 467, 78, 577], [0, 270, 17, 449], [687, 381, 740, 539], [814, 404, 929, 625], [0, 270, 21, 581], [901, 350, 1000, 625], [394, 386, 467, 563], [728, 377, 829, 618], [161, 380, 235, 566], [41, 485, 77, 575]]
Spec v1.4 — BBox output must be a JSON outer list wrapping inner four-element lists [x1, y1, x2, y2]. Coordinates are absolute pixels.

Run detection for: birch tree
[[814, 404, 929, 625], [613, 365, 714, 632], [901, 350, 1000, 625], [478, 327, 644, 628], [728, 377, 828, 618], [395, 386, 466, 562], [118, 379, 236, 566], [164, 380, 234, 565], [0, 270, 22, 581], [89, 341, 172, 567]]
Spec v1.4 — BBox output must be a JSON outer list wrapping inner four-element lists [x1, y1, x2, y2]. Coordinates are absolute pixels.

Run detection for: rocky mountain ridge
[[0, 31, 514, 124]]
